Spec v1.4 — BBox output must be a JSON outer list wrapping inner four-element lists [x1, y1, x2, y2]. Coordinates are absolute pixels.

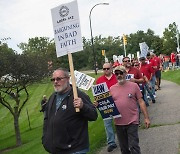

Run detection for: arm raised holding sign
[[42, 68, 97, 154], [46, 1, 98, 153], [95, 63, 118, 152]]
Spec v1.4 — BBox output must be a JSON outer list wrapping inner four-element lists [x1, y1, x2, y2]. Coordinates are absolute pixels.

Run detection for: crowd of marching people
[[95, 51, 179, 153], [160, 51, 180, 71], [112, 51, 164, 105], [96, 51, 167, 153], [112, 51, 180, 103], [113, 51, 180, 72], [95, 59, 150, 153], [41, 51, 179, 154]]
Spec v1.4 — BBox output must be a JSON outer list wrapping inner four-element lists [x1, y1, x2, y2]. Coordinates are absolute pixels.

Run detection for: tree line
[[0, 22, 179, 147], [16, 22, 180, 71]]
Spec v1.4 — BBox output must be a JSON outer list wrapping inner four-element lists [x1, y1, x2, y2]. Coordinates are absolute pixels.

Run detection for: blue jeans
[[72, 148, 89, 154], [142, 85, 149, 106], [150, 75, 156, 96], [144, 83, 155, 101], [104, 118, 116, 146], [163, 61, 169, 70]]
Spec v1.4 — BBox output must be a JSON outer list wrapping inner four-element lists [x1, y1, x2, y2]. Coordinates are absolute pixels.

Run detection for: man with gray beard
[[110, 66, 150, 154], [42, 68, 98, 154]]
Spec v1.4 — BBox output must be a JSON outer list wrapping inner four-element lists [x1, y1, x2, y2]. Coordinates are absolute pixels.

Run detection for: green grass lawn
[[0, 73, 106, 154], [161, 69, 180, 85], [0, 70, 179, 154]]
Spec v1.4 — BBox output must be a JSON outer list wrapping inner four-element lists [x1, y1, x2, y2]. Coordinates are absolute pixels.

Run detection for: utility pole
[[102, 49, 108, 62], [89, 3, 109, 75], [176, 26, 180, 53], [123, 34, 127, 57]]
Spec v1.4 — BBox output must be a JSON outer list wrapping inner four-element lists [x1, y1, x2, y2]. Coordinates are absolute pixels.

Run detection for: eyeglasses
[[115, 70, 124, 76], [103, 68, 110, 70], [50, 77, 67, 82], [123, 60, 130, 62]]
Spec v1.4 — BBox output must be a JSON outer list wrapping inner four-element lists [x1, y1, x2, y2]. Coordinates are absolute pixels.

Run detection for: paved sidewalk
[[97, 80, 180, 154]]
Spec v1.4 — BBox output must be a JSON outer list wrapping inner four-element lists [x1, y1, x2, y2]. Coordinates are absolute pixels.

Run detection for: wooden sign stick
[[68, 53, 80, 112]]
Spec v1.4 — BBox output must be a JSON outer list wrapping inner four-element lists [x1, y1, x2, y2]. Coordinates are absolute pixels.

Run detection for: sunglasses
[[115, 70, 124, 76], [103, 68, 110, 70], [123, 60, 130, 62], [50, 77, 67, 82]]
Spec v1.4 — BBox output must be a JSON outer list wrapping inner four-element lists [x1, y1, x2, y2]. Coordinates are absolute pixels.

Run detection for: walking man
[[96, 63, 118, 152], [139, 57, 156, 104], [42, 68, 98, 154], [122, 57, 144, 84], [110, 66, 150, 154], [40, 95, 47, 112]]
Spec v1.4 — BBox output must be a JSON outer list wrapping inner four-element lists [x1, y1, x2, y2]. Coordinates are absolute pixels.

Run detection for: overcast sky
[[0, 0, 180, 53]]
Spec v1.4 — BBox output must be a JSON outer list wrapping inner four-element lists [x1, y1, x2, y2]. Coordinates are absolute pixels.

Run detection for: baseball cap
[[114, 66, 126, 72], [139, 57, 146, 61]]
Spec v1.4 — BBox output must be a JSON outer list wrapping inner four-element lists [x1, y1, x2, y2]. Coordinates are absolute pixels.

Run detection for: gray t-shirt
[[56, 91, 70, 111]]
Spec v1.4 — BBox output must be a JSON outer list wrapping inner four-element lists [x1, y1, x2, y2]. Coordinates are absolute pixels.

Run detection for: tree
[[0, 43, 15, 77], [18, 37, 58, 69], [125, 29, 163, 56], [0, 48, 49, 146], [150, 36, 163, 55], [162, 22, 178, 54]]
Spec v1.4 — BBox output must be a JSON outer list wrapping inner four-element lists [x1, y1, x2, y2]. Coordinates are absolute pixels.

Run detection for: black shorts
[[155, 70, 161, 78]]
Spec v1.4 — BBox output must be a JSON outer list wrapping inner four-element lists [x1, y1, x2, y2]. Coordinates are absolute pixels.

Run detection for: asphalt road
[[97, 80, 180, 154]]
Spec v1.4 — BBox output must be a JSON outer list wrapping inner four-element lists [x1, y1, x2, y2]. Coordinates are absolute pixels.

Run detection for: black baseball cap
[[139, 57, 146, 61]]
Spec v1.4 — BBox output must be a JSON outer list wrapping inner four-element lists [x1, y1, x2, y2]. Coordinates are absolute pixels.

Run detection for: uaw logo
[[59, 6, 69, 17]]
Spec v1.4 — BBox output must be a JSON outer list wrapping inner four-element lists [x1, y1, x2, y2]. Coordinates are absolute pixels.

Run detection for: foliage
[[162, 22, 179, 55], [18, 37, 57, 70], [0, 74, 106, 154], [0, 69, 179, 153], [15, 22, 179, 71], [18, 37, 93, 71], [127, 29, 162, 55], [0, 43, 15, 77], [0, 80, 53, 153], [0, 20, 180, 153], [18, 37, 54, 56], [0, 46, 50, 146]]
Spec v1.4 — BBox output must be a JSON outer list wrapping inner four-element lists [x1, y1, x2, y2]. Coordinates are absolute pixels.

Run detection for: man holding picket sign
[[95, 63, 119, 152], [42, 68, 97, 154], [42, 1, 98, 154]]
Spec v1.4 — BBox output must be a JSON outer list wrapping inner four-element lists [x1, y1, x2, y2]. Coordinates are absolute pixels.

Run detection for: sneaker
[[152, 99, 156, 103], [107, 144, 117, 152], [146, 103, 150, 107], [153, 95, 156, 98]]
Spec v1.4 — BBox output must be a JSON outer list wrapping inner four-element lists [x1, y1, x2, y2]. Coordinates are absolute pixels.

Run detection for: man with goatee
[[110, 66, 150, 154], [42, 68, 98, 154]]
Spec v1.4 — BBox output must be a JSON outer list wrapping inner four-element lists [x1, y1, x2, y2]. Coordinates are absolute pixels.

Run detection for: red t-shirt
[[149, 58, 156, 74], [96, 74, 117, 89], [140, 63, 153, 80], [170, 53, 176, 63], [113, 61, 120, 68], [153, 56, 161, 70], [164, 55, 170, 62], [126, 67, 143, 80], [110, 81, 142, 125]]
